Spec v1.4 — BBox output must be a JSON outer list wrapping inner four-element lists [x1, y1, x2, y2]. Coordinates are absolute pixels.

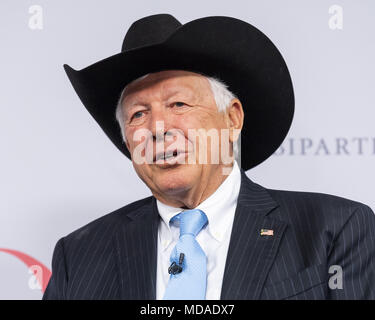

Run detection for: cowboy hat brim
[[64, 15, 294, 171]]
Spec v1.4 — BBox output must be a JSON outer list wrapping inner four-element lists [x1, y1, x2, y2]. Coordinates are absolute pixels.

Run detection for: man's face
[[121, 70, 241, 203]]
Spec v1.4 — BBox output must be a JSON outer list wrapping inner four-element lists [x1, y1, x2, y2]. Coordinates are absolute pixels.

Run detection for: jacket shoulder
[[62, 195, 154, 244], [267, 188, 366, 209], [266, 188, 373, 226]]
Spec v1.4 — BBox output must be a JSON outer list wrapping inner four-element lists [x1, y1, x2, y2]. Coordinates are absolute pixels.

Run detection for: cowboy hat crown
[[122, 14, 181, 51]]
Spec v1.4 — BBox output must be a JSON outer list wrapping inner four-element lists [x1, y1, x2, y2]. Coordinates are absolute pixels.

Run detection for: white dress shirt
[[156, 161, 241, 300]]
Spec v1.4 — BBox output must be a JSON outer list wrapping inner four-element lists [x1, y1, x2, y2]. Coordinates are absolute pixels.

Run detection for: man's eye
[[132, 111, 144, 119], [173, 102, 186, 108]]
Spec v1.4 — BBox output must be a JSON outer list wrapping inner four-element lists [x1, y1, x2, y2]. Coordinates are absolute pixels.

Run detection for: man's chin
[[153, 168, 196, 195]]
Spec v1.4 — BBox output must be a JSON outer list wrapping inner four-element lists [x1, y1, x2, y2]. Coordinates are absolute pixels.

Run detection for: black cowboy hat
[[64, 14, 294, 171]]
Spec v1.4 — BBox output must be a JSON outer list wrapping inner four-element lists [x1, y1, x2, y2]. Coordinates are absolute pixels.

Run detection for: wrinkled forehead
[[122, 70, 212, 105]]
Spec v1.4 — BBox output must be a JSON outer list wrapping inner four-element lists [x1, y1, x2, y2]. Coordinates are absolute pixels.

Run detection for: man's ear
[[227, 98, 244, 143]]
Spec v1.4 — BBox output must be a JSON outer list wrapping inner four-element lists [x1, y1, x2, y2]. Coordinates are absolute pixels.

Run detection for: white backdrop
[[0, 0, 374, 299]]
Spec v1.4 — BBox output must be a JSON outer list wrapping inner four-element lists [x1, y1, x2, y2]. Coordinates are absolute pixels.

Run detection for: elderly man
[[44, 14, 375, 300]]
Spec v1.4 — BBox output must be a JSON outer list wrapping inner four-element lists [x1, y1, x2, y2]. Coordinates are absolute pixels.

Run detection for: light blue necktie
[[163, 209, 208, 300]]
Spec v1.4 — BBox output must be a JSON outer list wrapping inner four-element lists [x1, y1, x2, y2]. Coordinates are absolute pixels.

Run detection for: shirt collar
[[156, 161, 241, 243]]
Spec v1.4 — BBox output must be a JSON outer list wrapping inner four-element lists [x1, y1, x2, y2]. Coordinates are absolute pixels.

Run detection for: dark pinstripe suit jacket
[[43, 169, 375, 300]]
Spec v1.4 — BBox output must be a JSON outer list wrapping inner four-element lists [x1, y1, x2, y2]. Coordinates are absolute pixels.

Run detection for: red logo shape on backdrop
[[0, 248, 51, 293]]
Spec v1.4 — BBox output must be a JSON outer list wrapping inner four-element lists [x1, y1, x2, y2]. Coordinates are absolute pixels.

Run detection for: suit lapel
[[221, 170, 287, 299], [114, 197, 159, 299]]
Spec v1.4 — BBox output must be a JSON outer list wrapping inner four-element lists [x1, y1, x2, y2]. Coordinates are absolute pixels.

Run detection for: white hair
[[115, 73, 240, 160]]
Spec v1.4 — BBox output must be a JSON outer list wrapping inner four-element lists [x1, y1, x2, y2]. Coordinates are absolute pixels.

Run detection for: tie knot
[[170, 209, 208, 237]]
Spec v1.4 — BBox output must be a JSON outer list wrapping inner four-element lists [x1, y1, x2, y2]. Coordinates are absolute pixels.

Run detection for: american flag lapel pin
[[260, 229, 274, 236]]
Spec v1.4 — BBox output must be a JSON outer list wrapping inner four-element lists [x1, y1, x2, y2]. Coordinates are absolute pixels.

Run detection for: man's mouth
[[154, 149, 185, 162]]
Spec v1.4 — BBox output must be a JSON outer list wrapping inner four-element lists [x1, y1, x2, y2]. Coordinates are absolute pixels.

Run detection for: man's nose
[[149, 107, 172, 141]]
